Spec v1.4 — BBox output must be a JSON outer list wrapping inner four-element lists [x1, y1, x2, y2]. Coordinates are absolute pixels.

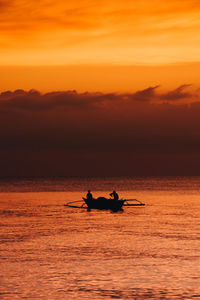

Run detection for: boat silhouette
[[83, 197, 125, 211], [64, 197, 145, 211]]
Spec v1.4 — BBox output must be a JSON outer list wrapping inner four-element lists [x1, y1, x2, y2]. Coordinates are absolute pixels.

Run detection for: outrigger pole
[[123, 199, 145, 206], [64, 200, 88, 209]]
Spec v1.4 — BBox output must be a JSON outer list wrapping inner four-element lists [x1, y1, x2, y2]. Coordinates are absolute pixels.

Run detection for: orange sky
[[0, 64, 200, 93], [0, 0, 200, 91], [1, 0, 200, 176]]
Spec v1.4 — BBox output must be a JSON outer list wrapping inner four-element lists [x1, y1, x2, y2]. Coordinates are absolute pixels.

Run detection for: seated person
[[109, 190, 119, 201], [86, 190, 93, 200]]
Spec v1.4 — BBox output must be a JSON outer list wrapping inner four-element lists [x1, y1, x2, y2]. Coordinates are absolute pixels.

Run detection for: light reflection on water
[[0, 177, 200, 299]]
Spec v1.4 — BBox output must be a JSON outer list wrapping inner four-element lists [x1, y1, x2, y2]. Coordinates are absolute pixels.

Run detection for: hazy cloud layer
[[0, 86, 200, 176], [129, 86, 160, 102], [160, 84, 193, 101], [0, 85, 197, 111]]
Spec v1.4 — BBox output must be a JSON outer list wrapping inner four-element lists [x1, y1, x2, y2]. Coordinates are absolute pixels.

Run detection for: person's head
[[88, 190, 91, 193]]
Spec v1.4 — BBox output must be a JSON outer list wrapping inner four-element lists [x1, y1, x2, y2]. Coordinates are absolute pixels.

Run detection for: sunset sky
[[1, 0, 200, 176], [0, 0, 200, 91], [1, 0, 200, 65]]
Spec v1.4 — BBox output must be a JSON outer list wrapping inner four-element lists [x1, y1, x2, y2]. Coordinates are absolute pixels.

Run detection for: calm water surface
[[0, 177, 200, 299]]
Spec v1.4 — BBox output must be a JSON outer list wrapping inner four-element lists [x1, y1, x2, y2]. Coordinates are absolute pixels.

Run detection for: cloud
[[0, 89, 121, 111], [160, 84, 193, 101], [130, 85, 160, 102], [1, 86, 200, 176], [0, 86, 199, 138], [0, 86, 198, 114]]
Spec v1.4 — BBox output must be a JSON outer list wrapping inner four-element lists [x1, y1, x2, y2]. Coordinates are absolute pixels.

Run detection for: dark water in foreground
[[0, 177, 200, 299]]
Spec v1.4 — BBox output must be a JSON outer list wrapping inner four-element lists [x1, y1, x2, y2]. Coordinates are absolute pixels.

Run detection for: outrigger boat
[[64, 196, 145, 211]]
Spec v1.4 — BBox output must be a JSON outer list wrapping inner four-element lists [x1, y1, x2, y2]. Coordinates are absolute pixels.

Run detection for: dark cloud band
[[0, 86, 200, 176]]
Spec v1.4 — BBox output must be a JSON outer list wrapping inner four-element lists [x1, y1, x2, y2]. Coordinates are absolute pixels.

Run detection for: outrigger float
[[64, 197, 145, 212]]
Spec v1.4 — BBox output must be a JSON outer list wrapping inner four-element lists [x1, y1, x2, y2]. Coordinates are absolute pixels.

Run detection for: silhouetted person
[[110, 190, 119, 201], [86, 190, 93, 200]]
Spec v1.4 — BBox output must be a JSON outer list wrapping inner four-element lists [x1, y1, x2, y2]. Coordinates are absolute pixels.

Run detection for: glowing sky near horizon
[[1, 0, 200, 66]]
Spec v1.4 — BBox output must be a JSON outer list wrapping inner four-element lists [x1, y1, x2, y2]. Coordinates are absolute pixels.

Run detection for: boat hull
[[83, 197, 125, 211]]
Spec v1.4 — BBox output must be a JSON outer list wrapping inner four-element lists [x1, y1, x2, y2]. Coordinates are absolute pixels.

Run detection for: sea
[[0, 177, 200, 299]]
